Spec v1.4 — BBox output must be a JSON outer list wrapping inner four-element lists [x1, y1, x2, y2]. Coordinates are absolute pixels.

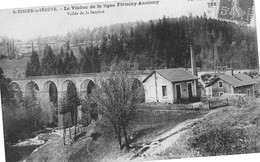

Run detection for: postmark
[[217, 0, 254, 24]]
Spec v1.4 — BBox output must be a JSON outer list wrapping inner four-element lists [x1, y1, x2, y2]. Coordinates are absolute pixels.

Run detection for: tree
[[41, 45, 57, 75], [91, 61, 140, 150], [56, 55, 64, 74], [25, 45, 40, 76], [63, 52, 70, 74], [79, 46, 93, 73], [91, 46, 100, 72], [81, 95, 97, 126], [1, 66, 43, 143], [60, 46, 65, 58], [23, 85, 43, 129], [0, 66, 10, 103], [29, 51, 40, 76], [25, 62, 31, 77], [59, 93, 71, 144], [59, 82, 81, 143], [64, 51, 79, 74]]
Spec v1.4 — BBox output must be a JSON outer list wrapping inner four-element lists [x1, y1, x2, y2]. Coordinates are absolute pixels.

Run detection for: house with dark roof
[[142, 68, 199, 103], [205, 70, 258, 97]]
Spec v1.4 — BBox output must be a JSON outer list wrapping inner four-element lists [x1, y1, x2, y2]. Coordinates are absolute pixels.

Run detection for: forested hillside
[[23, 15, 259, 76]]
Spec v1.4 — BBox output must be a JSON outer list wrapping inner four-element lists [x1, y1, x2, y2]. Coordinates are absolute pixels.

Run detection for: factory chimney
[[190, 44, 197, 76]]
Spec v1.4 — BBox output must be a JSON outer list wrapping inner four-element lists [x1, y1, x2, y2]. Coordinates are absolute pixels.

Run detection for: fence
[[140, 103, 195, 111], [209, 98, 229, 109]]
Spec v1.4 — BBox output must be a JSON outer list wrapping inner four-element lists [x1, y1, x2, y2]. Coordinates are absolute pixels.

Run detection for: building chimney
[[226, 68, 234, 76], [190, 44, 197, 76]]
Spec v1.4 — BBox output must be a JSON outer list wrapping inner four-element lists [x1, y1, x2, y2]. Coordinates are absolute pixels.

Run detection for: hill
[[24, 99, 260, 161], [0, 45, 82, 78], [0, 58, 29, 78]]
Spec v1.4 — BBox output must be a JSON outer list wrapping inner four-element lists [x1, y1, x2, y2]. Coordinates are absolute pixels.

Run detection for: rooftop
[[206, 73, 258, 88], [143, 68, 198, 83]]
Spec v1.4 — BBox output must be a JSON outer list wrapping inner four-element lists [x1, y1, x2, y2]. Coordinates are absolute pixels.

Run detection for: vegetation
[[1, 66, 44, 144], [25, 104, 205, 162], [81, 94, 98, 126], [156, 101, 260, 160], [22, 15, 258, 77], [25, 50, 40, 76], [91, 61, 142, 150], [59, 81, 81, 144], [188, 104, 260, 156], [1, 13, 259, 162]]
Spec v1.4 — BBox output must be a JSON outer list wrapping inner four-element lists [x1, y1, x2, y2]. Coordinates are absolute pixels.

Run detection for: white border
[[0, 1, 260, 162]]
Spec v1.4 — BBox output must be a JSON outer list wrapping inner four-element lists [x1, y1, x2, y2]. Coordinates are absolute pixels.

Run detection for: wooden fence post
[[226, 98, 228, 105]]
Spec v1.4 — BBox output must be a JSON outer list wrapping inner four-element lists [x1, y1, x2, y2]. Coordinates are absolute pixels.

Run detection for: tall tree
[[91, 61, 140, 150], [30, 51, 40, 76], [65, 51, 79, 74], [56, 55, 64, 74], [41, 45, 57, 75], [63, 52, 70, 74], [59, 82, 81, 142]]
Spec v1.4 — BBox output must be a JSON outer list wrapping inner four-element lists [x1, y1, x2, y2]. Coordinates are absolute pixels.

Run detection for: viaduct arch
[[9, 72, 148, 128]]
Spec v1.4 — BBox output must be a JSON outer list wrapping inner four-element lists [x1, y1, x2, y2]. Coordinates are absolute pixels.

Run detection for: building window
[[162, 86, 167, 97], [219, 92, 224, 97], [219, 81, 223, 88], [247, 89, 250, 96]]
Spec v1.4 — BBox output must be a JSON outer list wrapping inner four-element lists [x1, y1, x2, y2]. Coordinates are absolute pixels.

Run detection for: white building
[[142, 68, 198, 103]]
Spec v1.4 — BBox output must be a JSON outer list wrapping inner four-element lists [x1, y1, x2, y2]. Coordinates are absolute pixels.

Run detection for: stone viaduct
[[9, 72, 150, 128]]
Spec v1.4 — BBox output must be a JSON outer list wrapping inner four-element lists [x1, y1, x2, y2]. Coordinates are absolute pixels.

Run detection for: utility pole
[[207, 30, 216, 74], [190, 43, 197, 76]]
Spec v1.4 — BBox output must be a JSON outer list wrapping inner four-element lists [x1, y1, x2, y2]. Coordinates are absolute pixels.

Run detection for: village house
[[205, 69, 258, 97], [142, 68, 199, 103]]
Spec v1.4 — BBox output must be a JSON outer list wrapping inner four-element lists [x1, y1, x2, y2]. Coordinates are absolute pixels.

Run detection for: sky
[[0, 0, 257, 41]]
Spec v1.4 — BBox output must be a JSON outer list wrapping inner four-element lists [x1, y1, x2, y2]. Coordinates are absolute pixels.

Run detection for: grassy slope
[[25, 100, 260, 162], [155, 100, 260, 160], [25, 109, 206, 162]]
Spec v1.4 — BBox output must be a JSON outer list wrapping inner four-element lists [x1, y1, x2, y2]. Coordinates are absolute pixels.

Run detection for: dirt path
[[129, 108, 224, 161]]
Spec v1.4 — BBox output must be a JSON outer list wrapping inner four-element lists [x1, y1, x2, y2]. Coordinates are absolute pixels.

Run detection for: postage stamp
[[217, 0, 254, 23]]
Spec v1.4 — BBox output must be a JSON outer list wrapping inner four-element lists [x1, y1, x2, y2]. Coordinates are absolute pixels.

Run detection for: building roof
[[206, 73, 258, 88], [142, 68, 198, 83], [234, 73, 258, 85]]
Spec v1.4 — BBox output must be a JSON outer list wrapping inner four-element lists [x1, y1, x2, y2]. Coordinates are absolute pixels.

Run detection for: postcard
[[0, 0, 259, 162]]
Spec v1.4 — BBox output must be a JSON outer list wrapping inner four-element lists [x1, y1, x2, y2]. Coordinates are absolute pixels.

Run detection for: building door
[[176, 84, 181, 100], [188, 83, 193, 98]]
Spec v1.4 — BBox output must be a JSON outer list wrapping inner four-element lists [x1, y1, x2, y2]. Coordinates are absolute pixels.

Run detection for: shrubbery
[[189, 126, 247, 156], [200, 74, 212, 82], [188, 106, 260, 156]]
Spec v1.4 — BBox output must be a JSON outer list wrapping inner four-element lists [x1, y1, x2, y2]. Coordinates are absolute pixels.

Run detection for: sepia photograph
[[0, 0, 259, 161]]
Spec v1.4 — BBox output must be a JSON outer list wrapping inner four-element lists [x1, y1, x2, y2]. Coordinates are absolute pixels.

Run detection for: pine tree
[[91, 46, 100, 72], [30, 51, 40, 76], [56, 56, 64, 74], [59, 82, 81, 142], [41, 45, 57, 75], [25, 62, 31, 77], [60, 46, 65, 58], [65, 51, 79, 74], [63, 52, 70, 74]]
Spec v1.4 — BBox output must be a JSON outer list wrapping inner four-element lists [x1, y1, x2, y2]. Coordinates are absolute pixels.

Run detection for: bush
[[186, 100, 260, 156], [189, 126, 248, 156], [201, 74, 212, 82], [231, 97, 257, 108]]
